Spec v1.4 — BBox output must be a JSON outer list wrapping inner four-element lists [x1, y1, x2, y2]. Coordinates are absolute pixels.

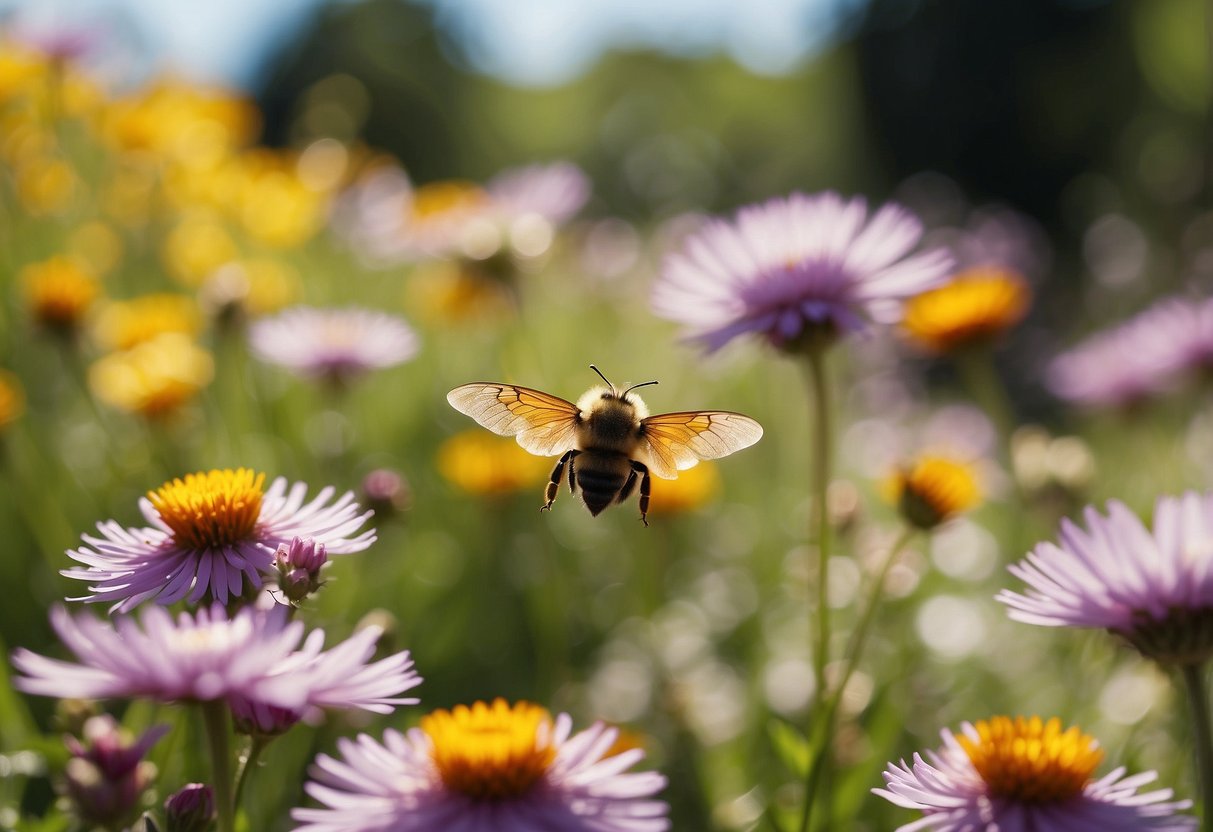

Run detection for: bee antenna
[[622, 380, 659, 398], [589, 364, 615, 392]]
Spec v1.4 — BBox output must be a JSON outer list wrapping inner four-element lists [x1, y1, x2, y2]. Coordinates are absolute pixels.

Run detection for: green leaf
[[768, 718, 810, 778]]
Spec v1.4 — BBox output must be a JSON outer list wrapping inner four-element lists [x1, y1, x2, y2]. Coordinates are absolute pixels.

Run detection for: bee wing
[[639, 411, 764, 479], [446, 382, 580, 457]]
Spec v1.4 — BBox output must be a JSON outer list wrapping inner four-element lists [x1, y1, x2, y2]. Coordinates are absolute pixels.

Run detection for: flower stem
[[232, 735, 269, 812], [201, 701, 236, 832], [955, 347, 1016, 461], [800, 526, 916, 832], [799, 346, 833, 832], [1181, 663, 1213, 829]]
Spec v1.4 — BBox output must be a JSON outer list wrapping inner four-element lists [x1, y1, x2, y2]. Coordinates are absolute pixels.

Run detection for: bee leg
[[544, 450, 578, 511], [629, 460, 651, 527], [567, 450, 579, 494], [617, 469, 638, 503]]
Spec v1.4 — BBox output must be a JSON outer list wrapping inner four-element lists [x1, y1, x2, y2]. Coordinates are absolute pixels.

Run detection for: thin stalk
[[799, 346, 832, 832], [955, 347, 1016, 461], [1181, 663, 1213, 829], [232, 735, 269, 811], [201, 701, 236, 832], [800, 526, 916, 831]]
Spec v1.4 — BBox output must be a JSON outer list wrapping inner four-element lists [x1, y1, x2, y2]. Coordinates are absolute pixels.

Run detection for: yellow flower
[[162, 214, 238, 286], [405, 261, 514, 326], [901, 267, 1030, 354], [22, 256, 99, 331], [885, 455, 981, 529], [232, 151, 324, 248], [93, 294, 202, 351], [0, 44, 47, 107], [436, 430, 550, 497], [646, 460, 720, 516], [410, 180, 488, 222], [89, 333, 214, 419], [0, 370, 26, 429], [101, 78, 258, 161]]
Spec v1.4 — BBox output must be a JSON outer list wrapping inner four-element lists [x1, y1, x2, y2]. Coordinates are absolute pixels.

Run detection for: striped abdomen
[[572, 450, 632, 516]]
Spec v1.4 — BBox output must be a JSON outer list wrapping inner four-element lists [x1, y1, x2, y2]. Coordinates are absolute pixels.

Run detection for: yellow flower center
[[958, 716, 1102, 803], [902, 267, 1030, 353], [423, 699, 556, 800], [148, 468, 265, 550], [889, 455, 981, 529]]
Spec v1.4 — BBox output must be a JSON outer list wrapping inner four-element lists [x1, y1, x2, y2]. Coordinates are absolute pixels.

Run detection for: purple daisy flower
[[652, 192, 952, 352], [62, 468, 375, 612], [292, 698, 669, 832], [997, 494, 1213, 663], [875, 716, 1195, 831], [12, 604, 421, 725], [249, 306, 419, 383], [1046, 297, 1206, 408]]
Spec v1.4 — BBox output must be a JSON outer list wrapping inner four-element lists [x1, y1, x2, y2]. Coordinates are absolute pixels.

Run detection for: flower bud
[[274, 536, 327, 603], [62, 715, 167, 827], [164, 783, 214, 832], [362, 468, 411, 518]]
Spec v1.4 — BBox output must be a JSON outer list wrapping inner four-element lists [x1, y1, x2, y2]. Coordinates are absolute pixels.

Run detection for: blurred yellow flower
[[901, 267, 1030, 354], [101, 155, 159, 227], [885, 455, 981, 530], [0, 43, 47, 107], [89, 333, 214, 419], [15, 154, 77, 215], [162, 214, 238, 286], [405, 261, 514, 326], [68, 221, 124, 276], [22, 256, 99, 331], [646, 460, 720, 516], [101, 78, 258, 162], [237, 163, 324, 248], [93, 294, 202, 351], [0, 370, 26, 429], [411, 180, 488, 222], [436, 430, 550, 497]]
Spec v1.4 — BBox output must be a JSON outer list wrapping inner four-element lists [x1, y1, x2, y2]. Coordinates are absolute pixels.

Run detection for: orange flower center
[[902, 267, 1030, 353], [148, 468, 265, 549], [958, 716, 1102, 803], [889, 455, 981, 529], [423, 699, 556, 800]]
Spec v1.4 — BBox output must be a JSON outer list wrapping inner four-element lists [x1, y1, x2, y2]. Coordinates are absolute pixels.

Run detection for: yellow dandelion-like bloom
[[0, 370, 26, 429], [22, 255, 99, 332], [100, 79, 258, 162], [0, 44, 46, 107], [232, 151, 325, 248], [89, 333, 214, 419], [162, 214, 238, 287], [93, 294, 202, 352], [646, 460, 720, 516], [436, 430, 551, 497], [885, 455, 981, 530], [410, 180, 488, 222], [901, 266, 1031, 354], [405, 261, 514, 326]]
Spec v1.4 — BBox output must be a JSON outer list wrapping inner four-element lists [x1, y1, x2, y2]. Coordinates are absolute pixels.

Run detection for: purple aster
[[652, 192, 952, 352], [486, 162, 591, 225], [62, 468, 375, 612], [292, 698, 669, 832], [249, 306, 419, 383], [12, 604, 421, 725], [998, 494, 1213, 664], [1046, 297, 1206, 408], [875, 716, 1195, 831]]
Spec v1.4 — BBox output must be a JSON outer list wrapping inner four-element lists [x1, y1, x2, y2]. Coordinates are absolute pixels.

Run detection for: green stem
[[955, 347, 1016, 461], [799, 347, 832, 832], [1181, 663, 1213, 830], [201, 701, 236, 832], [232, 735, 269, 812], [801, 526, 918, 830]]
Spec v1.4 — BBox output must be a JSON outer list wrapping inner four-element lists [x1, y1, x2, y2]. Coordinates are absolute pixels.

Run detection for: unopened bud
[[362, 468, 411, 518], [164, 783, 214, 832], [62, 715, 166, 827], [274, 537, 327, 603]]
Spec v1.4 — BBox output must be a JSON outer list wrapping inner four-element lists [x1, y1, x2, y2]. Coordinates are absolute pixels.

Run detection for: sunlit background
[[0, 0, 1211, 829]]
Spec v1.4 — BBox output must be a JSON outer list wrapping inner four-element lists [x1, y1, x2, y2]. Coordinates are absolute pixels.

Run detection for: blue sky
[[1, 0, 854, 88]]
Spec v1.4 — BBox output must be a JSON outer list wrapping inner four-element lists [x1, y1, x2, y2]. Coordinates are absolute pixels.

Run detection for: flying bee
[[446, 366, 763, 525]]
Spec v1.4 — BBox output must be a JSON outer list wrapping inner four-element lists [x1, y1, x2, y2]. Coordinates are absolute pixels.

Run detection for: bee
[[446, 366, 763, 525]]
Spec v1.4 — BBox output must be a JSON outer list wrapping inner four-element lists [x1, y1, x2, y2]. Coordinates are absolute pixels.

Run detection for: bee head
[[588, 364, 658, 403]]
